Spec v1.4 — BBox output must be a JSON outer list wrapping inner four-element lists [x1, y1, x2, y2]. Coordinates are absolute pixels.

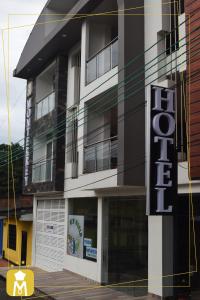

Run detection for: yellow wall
[[3, 218, 32, 266]]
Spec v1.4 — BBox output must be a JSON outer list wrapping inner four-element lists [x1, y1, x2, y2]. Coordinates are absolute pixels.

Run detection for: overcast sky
[[0, 0, 47, 145]]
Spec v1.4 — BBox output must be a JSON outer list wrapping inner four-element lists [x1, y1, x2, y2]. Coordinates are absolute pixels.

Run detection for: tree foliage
[[0, 143, 24, 197]]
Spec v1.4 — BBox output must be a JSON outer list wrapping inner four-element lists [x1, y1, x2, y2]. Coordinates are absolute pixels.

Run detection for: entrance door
[[0, 220, 3, 257], [21, 231, 27, 266], [107, 197, 148, 296]]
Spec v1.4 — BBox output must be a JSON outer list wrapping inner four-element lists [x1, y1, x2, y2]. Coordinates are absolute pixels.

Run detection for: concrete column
[[148, 216, 173, 298]]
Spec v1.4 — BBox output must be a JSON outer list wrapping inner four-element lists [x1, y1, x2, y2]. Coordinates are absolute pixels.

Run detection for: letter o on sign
[[153, 112, 175, 137]]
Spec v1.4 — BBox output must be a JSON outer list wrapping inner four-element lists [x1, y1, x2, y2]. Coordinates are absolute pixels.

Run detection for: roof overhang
[[14, 0, 97, 79]]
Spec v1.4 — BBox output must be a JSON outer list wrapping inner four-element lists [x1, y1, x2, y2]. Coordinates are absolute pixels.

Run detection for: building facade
[[14, 0, 200, 298], [0, 195, 33, 266]]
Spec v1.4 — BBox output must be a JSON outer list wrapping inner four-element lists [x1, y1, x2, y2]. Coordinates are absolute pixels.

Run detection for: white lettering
[[153, 113, 175, 137], [155, 187, 173, 213], [154, 136, 174, 161], [155, 162, 172, 187], [152, 87, 175, 113]]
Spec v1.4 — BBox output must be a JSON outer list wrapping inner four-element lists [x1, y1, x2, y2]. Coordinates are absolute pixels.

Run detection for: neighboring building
[[14, 0, 200, 298], [0, 196, 33, 266]]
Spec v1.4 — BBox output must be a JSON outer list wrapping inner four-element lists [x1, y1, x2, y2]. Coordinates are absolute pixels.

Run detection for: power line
[[1, 30, 198, 168], [0, 12, 192, 161]]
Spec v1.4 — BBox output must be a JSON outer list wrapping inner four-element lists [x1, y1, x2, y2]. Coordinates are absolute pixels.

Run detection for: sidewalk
[[0, 267, 149, 300], [1, 266, 199, 299]]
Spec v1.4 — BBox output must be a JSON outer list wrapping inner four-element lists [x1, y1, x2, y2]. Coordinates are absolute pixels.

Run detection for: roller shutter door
[[35, 199, 65, 271]]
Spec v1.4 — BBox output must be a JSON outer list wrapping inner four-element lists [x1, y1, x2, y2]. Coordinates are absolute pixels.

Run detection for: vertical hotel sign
[[147, 86, 177, 215]]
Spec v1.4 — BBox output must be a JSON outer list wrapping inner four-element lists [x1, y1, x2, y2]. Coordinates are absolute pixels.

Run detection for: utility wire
[[1, 29, 199, 168], [0, 12, 194, 162]]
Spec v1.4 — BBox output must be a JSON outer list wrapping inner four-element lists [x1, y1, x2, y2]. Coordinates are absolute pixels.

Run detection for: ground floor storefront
[[32, 193, 200, 299]]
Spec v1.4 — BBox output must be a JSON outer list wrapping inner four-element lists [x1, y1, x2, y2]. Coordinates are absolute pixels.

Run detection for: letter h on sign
[[147, 86, 177, 215]]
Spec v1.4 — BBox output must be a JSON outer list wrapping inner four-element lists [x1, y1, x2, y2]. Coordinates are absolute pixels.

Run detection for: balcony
[[84, 136, 117, 173], [86, 37, 118, 85], [32, 159, 53, 183], [36, 91, 55, 120]]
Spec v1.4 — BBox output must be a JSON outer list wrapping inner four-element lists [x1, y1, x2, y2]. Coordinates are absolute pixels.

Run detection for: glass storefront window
[[67, 198, 97, 262]]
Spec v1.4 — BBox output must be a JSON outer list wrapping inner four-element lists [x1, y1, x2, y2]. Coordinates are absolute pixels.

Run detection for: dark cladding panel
[[117, 0, 145, 186]]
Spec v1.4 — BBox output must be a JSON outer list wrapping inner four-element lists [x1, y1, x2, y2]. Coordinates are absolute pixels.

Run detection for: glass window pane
[[87, 57, 97, 84], [46, 142, 53, 159], [112, 40, 118, 68], [97, 46, 111, 77], [46, 142, 53, 181], [67, 198, 97, 261], [42, 97, 48, 116], [32, 164, 41, 182], [40, 163, 46, 181], [84, 145, 96, 173], [48, 92, 55, 112], [46, 160, 52, 181]]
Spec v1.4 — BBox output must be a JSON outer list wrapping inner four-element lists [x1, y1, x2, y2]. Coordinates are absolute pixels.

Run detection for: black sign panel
[[147, 85, 177, 215]]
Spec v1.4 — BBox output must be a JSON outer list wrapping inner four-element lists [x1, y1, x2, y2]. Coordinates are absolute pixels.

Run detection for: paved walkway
[[1, 266, 199, 299], [0, 267, 149, 300]]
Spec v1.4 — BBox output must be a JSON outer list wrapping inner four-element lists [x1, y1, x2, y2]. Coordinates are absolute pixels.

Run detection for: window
[[166, 0, 184, 56], [67, 198, 97, 262], [32, 140, 53, 182], [8, 224, 16, 250]]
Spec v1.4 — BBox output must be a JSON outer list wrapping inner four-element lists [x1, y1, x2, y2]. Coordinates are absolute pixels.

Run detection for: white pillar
[[97, 197, 103, 283], [148, 216, 173, 298]]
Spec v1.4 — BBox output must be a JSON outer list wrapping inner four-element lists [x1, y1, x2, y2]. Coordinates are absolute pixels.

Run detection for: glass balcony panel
[[112, 40, 118, 68], [86, 38, 118, 85], [84, 137, 118, 173], [42, 97, 48, 116], [84, 145, 96, 173], [87, 57, 97, 84], [97, 46, 111, 78], [36, 92, 55, 120], [96, 141, 110, 171], [37, 102, 42, 119]]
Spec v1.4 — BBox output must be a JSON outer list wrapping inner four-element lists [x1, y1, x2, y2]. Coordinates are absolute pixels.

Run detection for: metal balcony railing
[[84, 136, 117, 173], [86, 37, 118, 84]]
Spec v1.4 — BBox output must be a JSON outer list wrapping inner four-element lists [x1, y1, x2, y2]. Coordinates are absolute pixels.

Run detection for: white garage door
[[35, 199, 66, 272]]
